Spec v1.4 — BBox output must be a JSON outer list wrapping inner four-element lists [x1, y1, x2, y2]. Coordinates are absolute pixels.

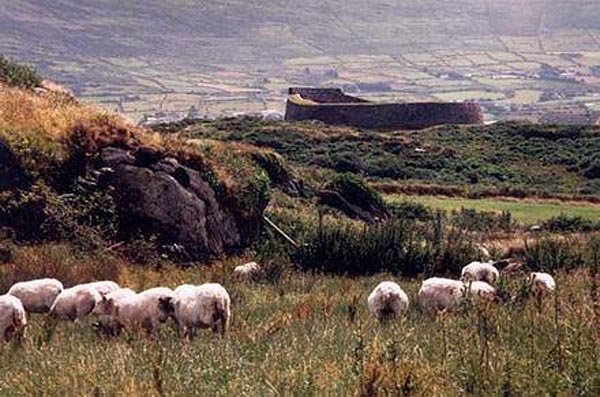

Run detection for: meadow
[[0, 259, 598, 396], [386, 195, 600, 225]]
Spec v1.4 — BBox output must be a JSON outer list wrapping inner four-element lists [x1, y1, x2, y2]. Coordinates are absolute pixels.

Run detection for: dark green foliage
[[292, 214, 480, 277], [0, 55, 43, 89], [541, 214, 600, 232], [523, 236, 592, 272], [0, 176, 118, 250], [326, 173, 386, 211], [450, 208, 514, 233], [388, 201, 432, 221], [170, 118, 600, 196], [293, 219, 433, 276]]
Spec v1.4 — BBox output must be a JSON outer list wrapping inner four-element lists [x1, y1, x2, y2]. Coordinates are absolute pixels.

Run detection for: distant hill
[[2, 0, 600, 119]]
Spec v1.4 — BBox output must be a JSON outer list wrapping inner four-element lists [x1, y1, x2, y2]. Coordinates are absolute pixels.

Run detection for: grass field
[[0, 263, 598, 396], [386, 195, 600, 224]]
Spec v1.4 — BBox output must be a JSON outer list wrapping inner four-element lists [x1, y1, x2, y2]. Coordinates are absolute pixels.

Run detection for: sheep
[[461, 261, 500, 284], [0, 295, 27, 343], [81, 280, 120, 295], [233, 261, 261, 281], [367, 281, 409, 322], [162, 283, 231, 338], [467, 281, 505, 302], [418, 277, 466, 312], [101, 287, 176, 335], [528, 272, 556, 296], [49, 285, 103, 321], [7, 278, 63, 313], [92, 288, 137, 335]]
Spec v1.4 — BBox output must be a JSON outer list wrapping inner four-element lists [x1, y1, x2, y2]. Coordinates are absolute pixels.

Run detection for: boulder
[[99, 147, 242, 259]]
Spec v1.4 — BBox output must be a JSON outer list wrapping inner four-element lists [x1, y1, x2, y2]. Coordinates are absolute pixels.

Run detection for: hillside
[[156, 118, 600, 198], [3, 0, 600, 121]]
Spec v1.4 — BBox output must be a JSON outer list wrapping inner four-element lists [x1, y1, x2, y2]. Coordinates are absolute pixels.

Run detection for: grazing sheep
[[0, 295, 27, 343], [367, 281, 409, 322], [92, 288, 137, 335], [164, 283, 231, 338], [467, 281, 504, 302], [81, 281, 120, 295], [102, 287, 176, 335], [461, 261, 500, 284], [418, 277, 466, 312], [49, 285, 102, 321], [528, 272, 556, 296], [7, 278, 63, 313], [233, 261, 261, 281]]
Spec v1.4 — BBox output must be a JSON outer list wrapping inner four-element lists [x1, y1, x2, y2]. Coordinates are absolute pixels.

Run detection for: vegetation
[[165, 118, 600, 197], [1, 61, 599, 396], [386, 195, 600, 225], [0, 55, 42, 89], [0, 242, 598, 395]]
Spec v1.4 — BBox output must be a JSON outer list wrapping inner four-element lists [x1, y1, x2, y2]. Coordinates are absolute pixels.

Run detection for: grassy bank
[[386, 194, 600, 224]]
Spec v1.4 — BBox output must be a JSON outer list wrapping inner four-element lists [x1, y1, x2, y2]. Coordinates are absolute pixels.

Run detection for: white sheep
[[0, 295, 27, 343], [7, 278, 63, 313], [102, 287, 176, 335], [418, 277, 466, 312], [233, 261, 261, 281], [81, 280, 120, 295], [461, 261, 500, 284], [49, 285, 103, 321], [528, 272, 556, 296], [467, 281, 503, 302], [92, 288, 137, 335], [367, 281, 409, 322], [166, 283, 231, 338]]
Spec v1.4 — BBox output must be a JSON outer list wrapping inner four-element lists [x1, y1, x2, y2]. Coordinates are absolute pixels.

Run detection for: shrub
[[388, 201, 432, 221], [0, 56, 42, 89], [326, 173, 386, 212], [293, 218, 433, 276], [524, 236, 586, 272], [541, 214, 600, 233]]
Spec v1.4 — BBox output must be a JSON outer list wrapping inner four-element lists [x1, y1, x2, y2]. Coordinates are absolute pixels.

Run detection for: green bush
[[326, 173, 386, 211], [0, 55, 43, 89], [541, 214, 600, 232], [524, 236, 589, 272]]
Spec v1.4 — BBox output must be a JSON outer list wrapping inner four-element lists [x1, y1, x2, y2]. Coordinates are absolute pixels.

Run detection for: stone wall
[[284, 87, 483, 130]]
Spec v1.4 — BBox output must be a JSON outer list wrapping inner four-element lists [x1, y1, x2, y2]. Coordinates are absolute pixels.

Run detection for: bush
[[0, 55, 43, 89], [293, 219, 433, 276], [541, 214, 600, 232], [524, 236, 587, 272], [291, 212, 483, 277], [326, 173, 386, 211], [388, 201, 432, 221], [450, 207, 514, 233]]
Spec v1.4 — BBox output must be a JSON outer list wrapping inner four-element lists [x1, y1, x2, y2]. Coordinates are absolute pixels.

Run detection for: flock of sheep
[[369, 261, 556, 322], [0, 260, 556, 343]]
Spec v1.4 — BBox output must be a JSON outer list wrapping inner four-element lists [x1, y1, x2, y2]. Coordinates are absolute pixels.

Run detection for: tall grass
[[0, 263, 597, 396]]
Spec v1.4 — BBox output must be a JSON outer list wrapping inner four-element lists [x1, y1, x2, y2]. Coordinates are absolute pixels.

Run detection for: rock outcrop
[[98, 147, 243, 260]]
